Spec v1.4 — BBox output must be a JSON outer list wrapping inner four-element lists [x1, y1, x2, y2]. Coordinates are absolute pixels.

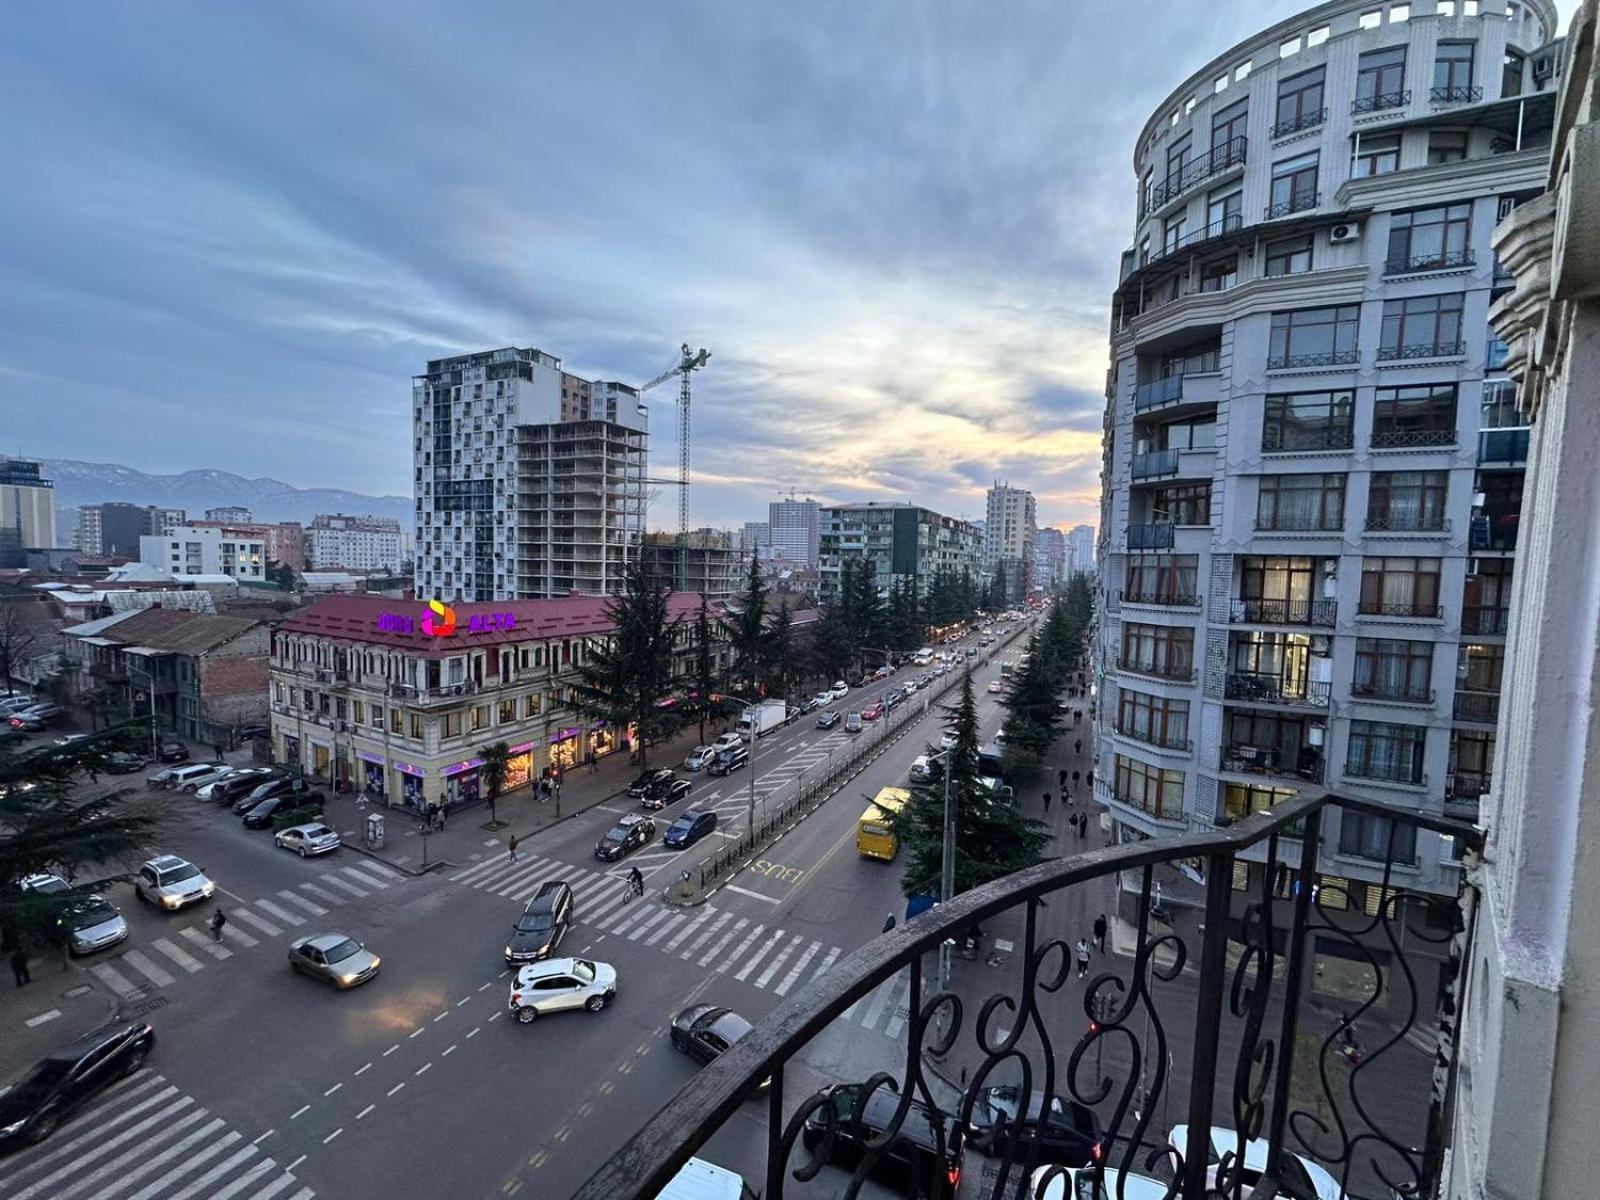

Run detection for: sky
[[0, 1, 1570, 532]]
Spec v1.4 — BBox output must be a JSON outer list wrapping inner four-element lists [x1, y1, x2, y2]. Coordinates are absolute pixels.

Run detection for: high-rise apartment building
[[204, 506, 253, 523], [140, 525, 266, 581], [1066, 524, 1096, 577], [1034, 526, 1066, 590], [76, 503, 190, 557], [740, 522, 770, 559], [640, 530, 741, 603], [413, 347, 647, 601], [767, 497, 821, 567], [984, 482, 1037, 569], [1096, 0, 1558, 896], [0, 458, 56, 566], [188, 518, 304, 571], [305, 514, 405, 573], [818, 502, 980, 604]]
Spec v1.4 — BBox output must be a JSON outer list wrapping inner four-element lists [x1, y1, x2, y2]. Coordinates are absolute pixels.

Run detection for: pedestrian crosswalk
[[0, 1068, 312, 1200], [86, 860, 401, 1004], [448, 851, 921, 1042]]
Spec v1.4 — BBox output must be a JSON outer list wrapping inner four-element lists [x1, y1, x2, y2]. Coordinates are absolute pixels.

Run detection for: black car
[[505, 880, 574, 965], [0, 1022, 155, 1151], [243, 792, 321, 829], [640, 775, 691, 811], [213, 771, 273, 805], [594, 814, 655, 861], [707, 745, 749, 777], [154, 739, 189, 763], [884, 689, 906, 710], [964, 1086, 1101, 1165], [816, 710, 841, 730], [104, 752, 144, 774], [663, 808, 718, 848], [670, 1004, 754, 1069], [801, 1082, 964, 1199], [232, 776, 297, 814], [627, 768, 675, 799], [237, 724, 270, 741]]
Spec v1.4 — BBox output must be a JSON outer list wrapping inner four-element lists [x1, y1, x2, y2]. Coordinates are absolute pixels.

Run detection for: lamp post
[[925, 747, 957, 995]]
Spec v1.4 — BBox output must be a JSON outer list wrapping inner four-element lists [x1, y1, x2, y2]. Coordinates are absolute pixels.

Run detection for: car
[[198, 767, 269, 800], [53, 733, 91, 749], [965, 1086, 1100, 1165], [287, 933, 382, 988], [816, 710, 841, 730], [627, 767, 676, 798], [664, 807, 718, 848], [58, 895, 129, 956], [967, 647, 980, 659], [861, 702, 884, 721], [507, 957, 616, 1022], [828, 682, 849, 700], [154, 738, 189, 763], [845, 712, 863, 734], [1166, 1125, 1340, 1200], [1028, 1165, 1168, 1200], [910, 755, 935, 784], [903, 680, 920, 695], [274, 822, 342, 857], [711, 732, 743, 753], [0, 694, 36, 716], [811, 691, 832, 709], [146, 766, 187, 790], [707, 744, 749, 776], [236, 724, 270, 741], [505, 880, 574, 965], [988, 680, 1004, 694], [177, 763, 235, 793], [670, 1004, 755, 1070], [0, 1022, 155, 1150], [133, 855, 215, 911], [801, 1082, 963, 1199], [103, 751, 144, 774], [232, 776, 299, 814], [8, 712, 46, 732], [243, 791, 321, 829], [595, 813, 656, 861], [940, 731, 958, 751], [18, 872, 70, 896], [641, 774, 691, 810], [884, 689, 905, 709], [18, 703, 62, 723], [871, 666, 892, 682], [684, 745, 716, 772]]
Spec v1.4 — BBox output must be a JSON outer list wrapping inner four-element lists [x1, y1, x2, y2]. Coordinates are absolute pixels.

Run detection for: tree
[[730, 555, 769, 695], [1000, 631, 1066, 783], [691, 597, 724, 744], [567, 565, 682, 770], [0, 601, 40, 698], [265, 560, 297, 592], [479, 741, 510, 825], [885, 578, 923, 652], [807, 601, 851, 687], [895, 669, 1049, 900], [842, 558, 885, 671]]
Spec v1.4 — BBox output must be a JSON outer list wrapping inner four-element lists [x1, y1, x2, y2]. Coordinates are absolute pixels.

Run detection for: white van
[[912, 647, 935, 665], [910, 755, 934, 784], [655, 1157, 755, 1200]]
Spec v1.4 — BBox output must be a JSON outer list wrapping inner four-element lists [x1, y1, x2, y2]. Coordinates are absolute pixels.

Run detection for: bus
[[857, 786, 911, 861]]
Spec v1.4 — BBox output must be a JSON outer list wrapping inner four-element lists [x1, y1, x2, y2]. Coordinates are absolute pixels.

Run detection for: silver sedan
[[274, 822, 342, 857], [287, 933, 381, 988]]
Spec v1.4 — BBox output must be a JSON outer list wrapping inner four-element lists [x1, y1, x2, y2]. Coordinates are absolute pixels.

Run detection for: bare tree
[[0, 602, 40, 697]]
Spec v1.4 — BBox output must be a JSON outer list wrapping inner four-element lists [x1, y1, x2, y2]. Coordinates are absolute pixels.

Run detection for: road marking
[[724, 884, 782, 904], [468, 1027, 481, 1038], [250, 899, 305, 928], [681, 910, 732, 959], [286, 1156, 308, 1173], [383, 1044, 399, 1056], [410, 1027, 425, 1037], [230, 908, 282, 938], [162, 1146, 262, 1200], [251, 1130, 275, 1146], [387, 1082, 406, 1097], [531, 1150, 548, 1168], [716, 920, 762, 972], [664, 908, 714, 952], [415, 1062, 432, 1077], [489, 1010, 502, 1021], [443, 1044, 458, 1057], [598, 1080, 613, 1096], [6, 1085, 186, 1198], [151, 937, 205, 974], [24, 1009, 60, 1027], [221, 924, 259, 948], [323, 1083, 342, 1097], [87, 961, 141, 1000], [478, 981, 493, 991], [755, 935, 803, 989], [354, 1062, 372, 1076], [322, 1127, 343, 1145], [319, 873, 368, 899], [342, 866, 389, 889], [291, 1105, 310, 1120], [277, 889, 327, 917], [645, 913, 689, 946], [504, 1181, 523, 1196], [297, 881, 342, 904], [774, 940, 822, 997], [735, 928, 785, 982], [178, 925, 232, 959], [813, 945, 841, 979], [457, 996, 471, 1006], [109, 1116, 229, 1199], [433, 1011, 449, 1022], [122, 949, 177, 988], [356, 1104, 375, 1120]]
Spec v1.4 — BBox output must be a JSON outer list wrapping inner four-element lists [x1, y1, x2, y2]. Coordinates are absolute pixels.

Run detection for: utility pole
[[939, 751, 955, 992]]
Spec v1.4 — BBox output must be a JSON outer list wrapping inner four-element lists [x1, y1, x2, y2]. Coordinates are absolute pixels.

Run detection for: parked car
[[884, 689, 905, 710], [177, 763, 234, 793], [53, 733, 91, 749], [154, 738, 189, 763], [845, 712, 863, 734], [274, 822, 342, 857], [0, 1022, 154, 1151], [816, 710, 841, 730], [508, 957, 616, 1022], [628, 768, 676, 799], [910, 755, 935, 784], [0, 694, 36, 716], [133, 855, 215, 911], [8, 712, 47, 732], [19, 703, 61, 723], [233, 777, 298, 814], [801, 1082, 963, 1199], [287, 933, 381, 989], [684, 745, 716, 772], [670, 1004, 756, 1073], [965, 1086, 1100, 1165], [663, 807, 717, 848], [595, 814, 655, 861], [236, 724, 270, 740], [903, 679, 920, 695], [707, 745, 749, 776], [1166, 1125, 1340, 1200], [19, 872, 70, 896], [1028, 1166, 1168, 1200], [198, 767, 269, 800], [146, 766, 186, 790], [243, 791, 321, 830], [828, 681, 849, 700], [861, 703, 884, 721], [811, 691, 832, 709], [104, 751, 144, 775], [58, 895, 129, 956], [505, 880, 574, 965], [987, 680, 1004, 694], [641, 774, 691, 810], [711, 732, 743, 753], [871, 666, 893, 682]]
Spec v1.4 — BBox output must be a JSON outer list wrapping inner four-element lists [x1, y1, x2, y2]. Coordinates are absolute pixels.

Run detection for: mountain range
[[43, 459, 413, 530]]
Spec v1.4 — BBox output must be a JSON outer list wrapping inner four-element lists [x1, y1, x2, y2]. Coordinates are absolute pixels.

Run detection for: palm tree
[[479, 741, 511, 825]]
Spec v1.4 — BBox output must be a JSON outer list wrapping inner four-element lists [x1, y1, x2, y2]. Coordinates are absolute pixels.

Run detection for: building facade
[[640, 530, 741, 602], [413, 347, 647, 602], [1034, 526, 1067, 590], [0, 458, 56, 567], [268, 592, 716, 810], [1066, 523, 1097, 576], [740, 521, 770, 559], [983, 482, 1037, 574], [140, 525, 267, 582], [203, 506, 253, 523], [818, 502, 981, 603], [76, 503, 189, 558], [767, 497, 821, 567], [1095, 0, 1558, 897], [305, 513, 406, 573]]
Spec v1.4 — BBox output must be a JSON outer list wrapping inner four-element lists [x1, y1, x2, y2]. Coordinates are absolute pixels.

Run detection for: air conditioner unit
[[1329, 222, 1363, 244], [1532, 50, 1558, 85]]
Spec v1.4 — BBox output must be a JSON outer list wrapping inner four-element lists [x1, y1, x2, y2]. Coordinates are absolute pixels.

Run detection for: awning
[[78, 636, 121, 647], [121, 646, 171, 658]]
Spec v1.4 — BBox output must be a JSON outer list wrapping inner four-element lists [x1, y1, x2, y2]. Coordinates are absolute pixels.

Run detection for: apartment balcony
[[1270, 108, 1326, 138], [1461, 606, 1511, 636], [1226, 598, 1337, 627], [1117, 587, 1199, 609], [576, 793, 1477, 1200], [1115, 725, 1194, 755], [1111, 655, 1198, 684], [1254, 516, 1343, 535], [1147, 136, 1248, 208], [1351, 681, 1436, 705], [1267, 348, 1359, 371], [1224, 673, 1332, 709], [1447, 770, 1492, 804], [1375, 340, 1466, 363], [1344, 761, 1428, 788], [1469, 515, 1520, 552], [1130, 449, 1179, 480], [1478, 428, 1530, 466], [1351, 89, 1411, 115], [1357, 600, 1445, 619], [1261, 426, 1354, 453], [1369, 426, 1457, 449], [1263, 190, 1319, 221], [1127, 523, 1175, 551], [1453, 690, 1502, 724], [1429, 84, 1484, 105], [1364, 513, 1451, 533], [1383, 248, 1475, 276], [1222, 743, 1325, 783]]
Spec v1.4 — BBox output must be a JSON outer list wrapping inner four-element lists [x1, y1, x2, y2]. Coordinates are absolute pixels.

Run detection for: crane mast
[[640, 343, 711, 588]]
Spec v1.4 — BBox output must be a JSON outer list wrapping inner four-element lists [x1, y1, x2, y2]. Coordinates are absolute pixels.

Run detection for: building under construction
[[639, 529, 741, 604]]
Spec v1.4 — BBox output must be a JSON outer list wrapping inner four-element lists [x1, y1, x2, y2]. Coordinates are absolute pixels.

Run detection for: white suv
[[168, 763, 228, 792], [134, 855, 216, 911], [508, 957, 617, 1023], [711, 732, 742, 753]]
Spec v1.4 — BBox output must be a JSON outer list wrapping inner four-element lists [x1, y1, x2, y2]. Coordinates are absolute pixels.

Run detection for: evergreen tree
[[567, 565, 682, 769], [807, 600, 851, 686], [843, 558, 884, 670], [886, 577, 923, 651], [1000, 631, 1065, 780], [731, 555, 769, 694], [691, 597, 725, 743], [895, 670, 1049, 899], [765, 604, 800, 700]]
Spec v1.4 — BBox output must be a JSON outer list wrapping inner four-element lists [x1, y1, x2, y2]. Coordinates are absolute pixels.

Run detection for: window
[[1201, 255, 1238, 292], [1502, 48, 1524, 98], [1353, 638, 1434, 699], [1268, 151, 1319, 216], [1124, 554, 1199, 604], [1118, 690, 1191, 750], [1433, 41, 1476, 99], [1225, 711, 1317, 775], [1463, 558, 1514, 633], [1449, 729, 1495, 797], [1339, 810, 1419, 860], [1161, 341, 1221, 378], [1207, 186, 1242, 234], [1268, 306, 1359, 369], [1257, 473, 1345, 531], [1159, 419, 1215, 452], [1373, 383, 1458, 446], [1212, 97, 1248, 155], [1235, 61, 1253, 82], [1346, 721, 1427, 787], [1353, 133, 1401, 177], [523, 693, 542, 718], [1120, 623, 1195, 679], [1367, 470, 1449, 530], [370, 704, 383, 729], [498, 699, 517, 724], [1280, 35, 1302, 59], [1379, 294, 1465, 358], [1387, 204, 1472, 271], [1263, 390, 1355, 451], [390, 708, 403, 735], [1358, 556, 1442, 616], [1224, 783, 1297, 822], [1229, 630, 1314, 693], [1265, 235, 1314, 276], [1151, 483, 1212, 525], [1355, 46, 1409, 112], [409, 712, 423, 739], [1427, 130, 1469, 163], [1308, 25, 1329, 47], [1165, 134, 1192, 191], [1163, 213, 1188, 256], [1275, 68, 1326, 135], [444, 711, 463, 738], [1138, 171, 1153, 220], [1458, 642, 1504, 693], [1359, 9, 1382, 29], [1114, 754, 1185, 819]]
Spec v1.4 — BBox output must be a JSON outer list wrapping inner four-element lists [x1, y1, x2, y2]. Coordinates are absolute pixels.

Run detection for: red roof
[[276, 592, 706, 654]]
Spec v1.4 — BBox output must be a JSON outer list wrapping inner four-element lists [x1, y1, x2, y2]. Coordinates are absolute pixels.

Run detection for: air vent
[[1329, 222, 1362, 244]]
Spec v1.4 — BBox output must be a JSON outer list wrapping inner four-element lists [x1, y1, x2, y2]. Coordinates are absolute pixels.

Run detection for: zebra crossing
[[0, 1068, 311, 1200], [448, 851, 918, 1039], [86, 860, 402, 1003]]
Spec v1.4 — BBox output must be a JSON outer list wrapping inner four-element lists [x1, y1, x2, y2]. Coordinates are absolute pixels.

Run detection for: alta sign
[[375, 602, 516, 638]]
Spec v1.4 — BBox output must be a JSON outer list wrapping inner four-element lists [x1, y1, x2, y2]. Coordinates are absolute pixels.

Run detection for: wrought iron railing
[[1357, 600, 1445, 619], [1384, 248, 1475, 274], [1224, 673, 1332, 708], [1118, 589, 1200, 608], [1264, 191, 1320, 220], [1228, 598, 1338, 627], [1131, 449, 1181, 479], [1149, 137, 1249, 207], [1351, 681, 1436, 704], [1363, 512, 1451, 533], [1468, 516, 1519, 552], [1452, 690, 1501, 724], [1113, 654, 1199, 683], [1369, 427, 1456, 449], [1261, 425, 1355, 453], [575, 791, 1479, 1200], [1267, 348, 1359, 370], [1375, 340, 1466, 361], [1161, 213, 1245, 257], [1270, 108, 1327, 138], [1352, 89, 1411, 115], [1460, 606, 1510, 636], [1429, 84, 1483, 104], [1446, 771, 1491, 802], [1128, 523, 1176, 551]]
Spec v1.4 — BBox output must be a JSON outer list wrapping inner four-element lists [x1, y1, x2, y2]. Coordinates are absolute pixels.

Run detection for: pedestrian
[[1093, 913, 1108, 952], [1074, 709, 1083, 726], [1072, 769, 1081, 791], [1042, 791, 1052, 814], [1086, 769, 1094, 789], [209, 910, 227, 943], [10, 946, 30, 987], [1074, 738, 1082, 756], [1077, 812, 1088, 840], [1058, 767, 1068, 788], [588, 751, 598, 774], [437, 805, 447, 831], [508, 834, 519, 863], [1075, 938, 1091, 978]]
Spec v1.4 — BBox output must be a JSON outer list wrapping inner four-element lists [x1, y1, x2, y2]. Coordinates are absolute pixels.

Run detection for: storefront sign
[[443, 758, 485, 777], [552, 727, 582, 743], [394, 761, 425, 777], [357, 751, 386, 765], [375, 602, 517, 638], [507, 741, 537, 755]]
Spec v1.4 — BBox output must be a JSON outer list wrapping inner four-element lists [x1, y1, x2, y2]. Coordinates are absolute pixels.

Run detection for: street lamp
[[924, 747, 957, 995]]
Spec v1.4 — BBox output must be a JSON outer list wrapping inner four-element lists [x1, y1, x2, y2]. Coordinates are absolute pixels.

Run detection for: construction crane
[[641, 343, 711, 539]]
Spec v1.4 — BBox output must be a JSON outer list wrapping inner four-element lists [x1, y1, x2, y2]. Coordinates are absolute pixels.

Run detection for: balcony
[[1430, 84, 1484, 105], [1116, 725, 1194, 754], [1117, 588, 1199, 609], [1351, 681, 1436, 705], [1453, 690, 1502, 724], [1133, 375, 1185, 411], [1469, 515, 1520, 551], [1270, 108, 1326, 138], [1376, 340, 1466, 362], [1345, 761, 1428, 787], [1357, 600, 1444, 619], [1224, 673, 1332, 708], [1261, 425, 1354, 453], [1364, 512, 1451, 533], [1384, 248, 1475, 275], [1127, 523, 1175, 551], [1370, 426, 1457, 449], [1223, 743, 1325, 782], [1130, 449, 1180, 479], [1148, 136, 1248, 208], [1157, 213, 1245, 261], [1447, 770, 1492, 803], [1478, 428, 1530, 465], [576, 793, 1477, 1200], [1461, 606, 1510, 636], [1267, 348, 1359, 371], [1227, 598, 1337, 626], [1352, 89, 1411, 115], [1263, 190, 1319, 221], [1113, 654, 1198, 683], [1254, 516, 1343, 534]]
